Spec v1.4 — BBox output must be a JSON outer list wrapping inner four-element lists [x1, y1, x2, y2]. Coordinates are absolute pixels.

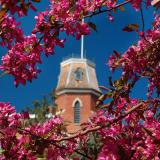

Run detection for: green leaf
[[49, 15, 56, 25], [123, 24, 139, 32], [123, 26, 134, 32], [0, 9, 6, 20], [88, 22, 97, 32], [128, 24, 139, 31], [119, 6, 125, 12], [114, 80, 120, 87], [113, 50, 121, 58]]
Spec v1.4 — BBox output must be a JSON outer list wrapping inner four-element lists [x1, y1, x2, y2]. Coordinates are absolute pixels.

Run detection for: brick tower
[[55, 57, 101, 133]]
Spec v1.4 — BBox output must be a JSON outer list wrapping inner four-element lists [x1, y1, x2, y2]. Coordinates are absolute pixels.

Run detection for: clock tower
[[55, 57, 101, 133]]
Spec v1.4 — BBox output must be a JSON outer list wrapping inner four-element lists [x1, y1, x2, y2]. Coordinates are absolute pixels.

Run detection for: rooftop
[[62, 54, 95, 66], [56, 55, 101, 96]]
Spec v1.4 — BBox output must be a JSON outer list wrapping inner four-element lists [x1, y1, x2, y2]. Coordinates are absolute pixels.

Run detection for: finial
[[81, 18, 84, 59]]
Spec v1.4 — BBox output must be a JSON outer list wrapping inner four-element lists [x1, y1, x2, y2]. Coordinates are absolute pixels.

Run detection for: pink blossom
[[108, 14, 114, 22]]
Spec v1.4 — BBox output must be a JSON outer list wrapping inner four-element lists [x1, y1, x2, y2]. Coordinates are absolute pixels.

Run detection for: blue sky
[[0, 1, 156, 112]]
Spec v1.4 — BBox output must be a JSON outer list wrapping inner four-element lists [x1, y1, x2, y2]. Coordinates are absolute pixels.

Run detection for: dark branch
[[84, 0, 132, 18], [140, 6, 145, 33], [54, 102, 143, 142]]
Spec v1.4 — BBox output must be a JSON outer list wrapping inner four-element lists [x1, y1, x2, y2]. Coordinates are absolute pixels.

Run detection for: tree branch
[[54, 102, 143, 142], [140, 6, 145, 33], [84, 0, 132, 18], [99, 86, 111, 91], [18, 125, 92, 159], [48, 141, 93, 160], [0, 130, 5, 135]]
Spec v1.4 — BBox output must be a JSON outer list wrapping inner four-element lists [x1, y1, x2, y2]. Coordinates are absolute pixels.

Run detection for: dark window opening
[[74, 101, 80, 123]]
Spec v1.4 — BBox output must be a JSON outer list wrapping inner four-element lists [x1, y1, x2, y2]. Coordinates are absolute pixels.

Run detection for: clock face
[[74, 67, 83, 81]]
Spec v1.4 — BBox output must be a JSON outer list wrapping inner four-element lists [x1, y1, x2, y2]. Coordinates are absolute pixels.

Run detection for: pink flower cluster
[[0, 102, 24, 159], [0, 14, 24, 49], [0, 0, 160, 159], [0, 35, 42, 87], [108, 14, 160, 97], [0, 102, 71, 159], [0, 0, 150, 86], [86, 99, 160, 160], [0, 0, 37, 16], [130, 0, 151, 10], [0, 100, 160, 159]]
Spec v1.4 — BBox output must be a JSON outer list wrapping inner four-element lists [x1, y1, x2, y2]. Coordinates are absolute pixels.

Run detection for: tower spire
[[81, 18, 84, 59]]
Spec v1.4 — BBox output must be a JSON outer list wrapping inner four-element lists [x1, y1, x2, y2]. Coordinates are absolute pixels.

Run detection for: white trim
[[56, 109, 66, 115], [56, 72, 62, 89], [61, 58, 95, 68], [29, 114, 36, 119], [66, 63, 73, 86], [45, 113, 53, 118], [56, 89, 101, 97], [85, 62, 90, 84], [72, 98, 83, 107]]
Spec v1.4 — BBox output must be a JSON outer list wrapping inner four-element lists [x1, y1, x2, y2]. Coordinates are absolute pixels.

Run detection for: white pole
[[81, 18, 84, 59]]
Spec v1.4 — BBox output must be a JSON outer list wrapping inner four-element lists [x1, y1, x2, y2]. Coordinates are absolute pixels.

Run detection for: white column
[[81, 18, 84, 59]]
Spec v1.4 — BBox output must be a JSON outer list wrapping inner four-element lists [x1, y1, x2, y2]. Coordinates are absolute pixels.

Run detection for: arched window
[[74, 67, 83, 81], [74, 101, 80, 123]]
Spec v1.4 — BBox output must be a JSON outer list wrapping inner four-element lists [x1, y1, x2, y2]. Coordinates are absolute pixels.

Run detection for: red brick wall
[[55, 93, 98, 133]]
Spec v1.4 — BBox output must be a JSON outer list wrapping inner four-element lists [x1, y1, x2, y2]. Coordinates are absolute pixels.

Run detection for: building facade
[[55, 58, 101, 133]]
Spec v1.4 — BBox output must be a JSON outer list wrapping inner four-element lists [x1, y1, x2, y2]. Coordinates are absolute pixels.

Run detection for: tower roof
[[56, 58, 101, 96]]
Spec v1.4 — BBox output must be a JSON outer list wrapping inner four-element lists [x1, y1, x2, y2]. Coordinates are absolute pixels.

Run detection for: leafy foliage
[[22, 90, 57, 125]]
